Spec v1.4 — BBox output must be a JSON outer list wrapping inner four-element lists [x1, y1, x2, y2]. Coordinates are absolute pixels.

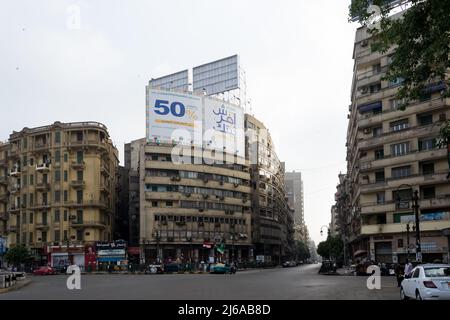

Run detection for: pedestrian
[[395, 263, 404, 287], [404, 259, 413, 277]]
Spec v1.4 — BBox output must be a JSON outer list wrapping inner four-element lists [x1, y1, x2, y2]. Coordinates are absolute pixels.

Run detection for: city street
[[0, 264, 399, 300]]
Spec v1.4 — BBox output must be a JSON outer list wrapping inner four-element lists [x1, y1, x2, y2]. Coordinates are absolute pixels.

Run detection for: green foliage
[[294, 240, 310, 261], [317, 236, 344, 260], [4, 245, 32, 266]]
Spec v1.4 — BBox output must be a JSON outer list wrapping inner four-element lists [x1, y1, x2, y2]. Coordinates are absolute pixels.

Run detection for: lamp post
[[395, 184, 422, 263]]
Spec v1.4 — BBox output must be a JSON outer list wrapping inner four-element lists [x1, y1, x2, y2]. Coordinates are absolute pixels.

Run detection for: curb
[[0, 279, 32, 294]]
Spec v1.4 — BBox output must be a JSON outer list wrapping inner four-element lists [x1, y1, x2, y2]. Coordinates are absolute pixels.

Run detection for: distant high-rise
[[284, 171, 304, 226]]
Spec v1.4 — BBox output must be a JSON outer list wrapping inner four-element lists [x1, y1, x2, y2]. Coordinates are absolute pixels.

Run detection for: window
[[389, 77, 405, 86], [392, 166, 411, 179], [42, 211, 48, 225], [77, 171, 83, 181], [76, 190, 83, 203], [55, 150, 60, 163], [375, 171, 385, 182], [166, 201, 173, 207], [76, 132, 83, 142], [376, 192, 385, 204], [55, 170, 60, 182], [421, 162, 435, 175], [152, 201, 158, 207], [76, 230, 83, 241], [55, 132, 61, 144], [64, 210, 68, 221], [64, 190, 68, 202], [22, 175, 27, 187], [64, 170, 68, 182], [391, 142, 410, 156], [422, 186, 435, 199], [398, 239, 404, 248], [412, 268, 421, 278], [29, 232, 33, 244], [372, 63, 381, 73], [151, 186, 157, 192], [55, 210, 60, 222], [63, 230, 68, 241], [29, 158, 34, 166], [76, 210, 83, 223], [41, 231, 47, 243], [54, 191, 60, 202], [54, 230, 60, 242], [23, 138, 27, 149], [30, 174, 34, 185], [390, 119, 409, 132], [419, 138, 435, 151], [64, 153, 68, 162], [375, 149, 384, 160], [23, 155, 27, 166], [152, 155, 158, 161], [390, 99, 405, 111], [376, 214, 386, 224], [30, 212, 33, 223], [76, 151, 83, 163], [29, 193, 33, 206], [418, 114, 433, 126], [373, 126, 382, 137], [370, 83, 381, 93]]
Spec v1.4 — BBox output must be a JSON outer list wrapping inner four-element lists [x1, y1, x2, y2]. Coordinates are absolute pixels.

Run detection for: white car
[[400, 264, 450, 300]]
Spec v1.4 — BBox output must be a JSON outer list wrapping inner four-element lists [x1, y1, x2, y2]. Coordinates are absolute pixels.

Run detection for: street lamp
[[395, 184, 422, 262]]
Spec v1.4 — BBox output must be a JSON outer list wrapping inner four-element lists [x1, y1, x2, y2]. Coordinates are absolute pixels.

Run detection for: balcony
[[9, 167, 21, 177], [33, 202, 51, 210], [0, 176, 7, 185], [70, 180, 86, 189], [8, 205, 20, 213], [10, 183, 21, 194], [33, 143, 50, 152], [361, 202, 396, 214], [71, 161, 85, 169], [420, 195, 450, 210], [361, 219, 450, 235], [70, 220, 106, 229], [35, 163, 51, 172], [7, 225, 18, 233], [35, 223, 49, 230], [66, 200, 108, 209], [36, 182, 50, 191]]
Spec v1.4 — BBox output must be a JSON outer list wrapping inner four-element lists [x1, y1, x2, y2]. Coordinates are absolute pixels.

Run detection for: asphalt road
[[0, 264, 400, 300]]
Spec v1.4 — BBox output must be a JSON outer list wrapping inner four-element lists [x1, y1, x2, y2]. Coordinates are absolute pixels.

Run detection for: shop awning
[[353, 250, 368, 257], [97, 257, 125, 262], [358, 101, 382, 113]]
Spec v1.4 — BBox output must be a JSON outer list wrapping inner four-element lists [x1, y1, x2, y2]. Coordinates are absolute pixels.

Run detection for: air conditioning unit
[[363, 128, 372, 134], [202, 194, 209, 199], [361, 87, 369, 94], [361, 40, 369, 47]]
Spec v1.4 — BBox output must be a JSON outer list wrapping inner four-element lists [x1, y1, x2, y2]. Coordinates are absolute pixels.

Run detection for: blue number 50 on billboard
[[146, 88, 203, 144]]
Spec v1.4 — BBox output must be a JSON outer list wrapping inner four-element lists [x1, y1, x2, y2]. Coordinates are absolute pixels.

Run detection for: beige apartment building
[[132, 141, 252, 264], [0, 121, 118, 267], [347, 25, 450, 264]]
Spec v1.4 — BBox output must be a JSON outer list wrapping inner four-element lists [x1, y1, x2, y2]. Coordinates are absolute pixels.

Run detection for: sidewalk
[[336, 267, 355, 276], [0, 278, 32, 294]]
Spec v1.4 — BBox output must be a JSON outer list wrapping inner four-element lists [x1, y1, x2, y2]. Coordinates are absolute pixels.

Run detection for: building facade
[[285, 170, 307, 243], [245, 114, 294, 263], [0, 121, 118, 268], [346, 25, 450, 263], [126, 141, 252, 264]]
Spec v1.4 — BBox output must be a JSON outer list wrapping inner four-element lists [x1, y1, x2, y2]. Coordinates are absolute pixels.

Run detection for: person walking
[[395, 263, 404, 287], [404, 259, 413, 277]]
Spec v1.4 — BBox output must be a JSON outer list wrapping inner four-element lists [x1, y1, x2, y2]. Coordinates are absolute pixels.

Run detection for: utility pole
[[412, 190, 422, 262], [406, 222, 411, 261]]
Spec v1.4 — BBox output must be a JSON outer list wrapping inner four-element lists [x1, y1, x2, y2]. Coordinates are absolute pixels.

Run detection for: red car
[[32, 266, 57, 275]]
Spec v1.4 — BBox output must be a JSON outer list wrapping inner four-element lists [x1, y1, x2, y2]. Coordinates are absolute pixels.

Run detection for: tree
[[4, 245, 32, 267], [317, 236, 344, 261], [349, 0, 450, 139], [294, 240, 310, 261]]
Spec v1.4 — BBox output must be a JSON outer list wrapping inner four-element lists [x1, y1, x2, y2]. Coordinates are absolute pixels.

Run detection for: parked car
[[210, 263, 235, 274], [282, 261, 296, 268], [400, 264, 450, 300], [32, 266, 57, 276], [145, 264, 164, 274]]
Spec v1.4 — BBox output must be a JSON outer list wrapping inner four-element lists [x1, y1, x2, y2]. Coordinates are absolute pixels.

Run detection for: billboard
[[146, 88, 203, 144], [149, 70, 189, 92], [193, 55, 239, 96], [204, 97, 245, 158]]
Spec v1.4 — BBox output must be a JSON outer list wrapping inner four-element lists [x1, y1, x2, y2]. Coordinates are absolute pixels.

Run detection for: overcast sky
[[0, 0, 357, 245]]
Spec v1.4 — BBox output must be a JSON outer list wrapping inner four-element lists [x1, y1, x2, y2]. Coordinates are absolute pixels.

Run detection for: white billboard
[[149, 70, 189, 92], [193, 55, 239, 96], [146, 88, 202, 144], [204, 97, 245, 158]]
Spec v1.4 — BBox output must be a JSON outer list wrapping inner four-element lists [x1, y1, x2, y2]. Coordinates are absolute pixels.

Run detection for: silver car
[[400, 264, 450, 300]]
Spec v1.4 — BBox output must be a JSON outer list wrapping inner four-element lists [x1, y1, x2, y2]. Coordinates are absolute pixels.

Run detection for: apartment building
[[0, 142, 8, 239], [124, 140, 252, 264], [0, 121, 118, 267], [285, 170, 307, 243], [245, 114, 294, 262], [346, 25, 450, 263]]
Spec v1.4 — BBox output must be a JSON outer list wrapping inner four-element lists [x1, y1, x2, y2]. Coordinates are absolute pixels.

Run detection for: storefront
[[49, 245, 85, 271], [96, 240, 128, 271]]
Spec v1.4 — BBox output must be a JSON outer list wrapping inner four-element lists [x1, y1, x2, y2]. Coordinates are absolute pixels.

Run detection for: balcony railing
[[10, 184, 21, 194], [70, 180, 86, 189], [7, 225, 18, 233], [36, 182, 50, 191], [9, 168, 21, 177], [32, 202, 51, 209], [35, 223, 49, 230], [36, 163, 51, 171], [70, 220, 106, 229], [71, 161, 85, 169], [65, 200, 108, 209]]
